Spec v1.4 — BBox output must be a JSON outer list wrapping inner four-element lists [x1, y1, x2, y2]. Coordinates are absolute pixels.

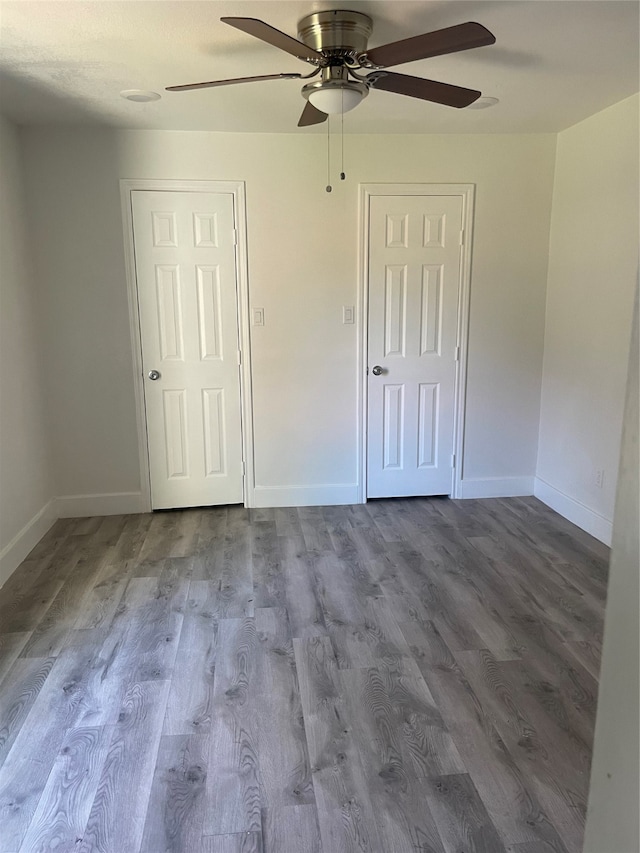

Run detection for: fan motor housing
[[297, 10, 373, 57]]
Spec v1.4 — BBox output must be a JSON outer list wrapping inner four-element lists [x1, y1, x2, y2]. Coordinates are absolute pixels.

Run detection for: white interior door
[[132, 190, 244, 509], [367, 194, 464, 498]]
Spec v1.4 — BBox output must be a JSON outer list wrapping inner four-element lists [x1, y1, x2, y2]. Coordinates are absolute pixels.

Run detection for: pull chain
[[326, 115, 332, 193], [340, 90, 346, 180]]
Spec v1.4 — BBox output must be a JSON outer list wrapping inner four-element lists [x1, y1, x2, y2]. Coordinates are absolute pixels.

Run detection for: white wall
[[536, 94, 640, 544], [583, 285, 639, 853], [20, 128, 555, 509], [0, 116, 55, 583]]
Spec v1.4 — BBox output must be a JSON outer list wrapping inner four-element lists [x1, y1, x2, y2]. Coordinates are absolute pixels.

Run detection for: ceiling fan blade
[[166, 73, 302, 92], [298, 101, 328, 127], [221, 17, 324, 63], [368, 71, 481, 108], [364, 22, 495, 68]]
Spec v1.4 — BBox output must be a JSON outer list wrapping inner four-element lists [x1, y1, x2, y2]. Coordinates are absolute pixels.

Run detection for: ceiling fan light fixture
[[308, 85, 363, 114], [303, 77, 368, 115]]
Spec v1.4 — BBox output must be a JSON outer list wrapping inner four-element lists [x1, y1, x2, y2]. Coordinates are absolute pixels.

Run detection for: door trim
[[357, 183, 475, 502], [120, 179, 255, 511]]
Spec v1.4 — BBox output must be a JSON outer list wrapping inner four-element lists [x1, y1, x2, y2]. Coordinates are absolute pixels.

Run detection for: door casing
[[358, 183, 475, 502], [120, 179, 255, 512]]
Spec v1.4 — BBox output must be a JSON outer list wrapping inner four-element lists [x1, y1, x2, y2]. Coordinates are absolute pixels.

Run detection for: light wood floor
[[0, 497, 608, 853]]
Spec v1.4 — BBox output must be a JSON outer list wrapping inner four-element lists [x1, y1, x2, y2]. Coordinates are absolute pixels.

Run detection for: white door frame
[[357, 183, 475, 502], [120, 179, 255, 511]]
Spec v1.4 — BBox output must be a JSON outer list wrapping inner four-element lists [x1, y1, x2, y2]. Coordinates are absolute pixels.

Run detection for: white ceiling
[[1, 1, 638, 133]]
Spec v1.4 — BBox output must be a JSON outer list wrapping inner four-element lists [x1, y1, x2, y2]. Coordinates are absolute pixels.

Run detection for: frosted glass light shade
[[308, 86, 364, 114]]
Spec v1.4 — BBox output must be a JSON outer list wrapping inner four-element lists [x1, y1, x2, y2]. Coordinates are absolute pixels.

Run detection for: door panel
[[367, 194, 463, 498], [132, 190, 243, 509]]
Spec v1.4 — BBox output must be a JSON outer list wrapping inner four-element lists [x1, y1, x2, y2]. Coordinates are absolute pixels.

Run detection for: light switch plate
[[252, 307, 265, 326], [343, 305, 355, 325]]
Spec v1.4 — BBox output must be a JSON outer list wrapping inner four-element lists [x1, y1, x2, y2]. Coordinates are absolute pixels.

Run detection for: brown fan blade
[[364, 22, 495, 68], [368, 71, 481, 108], [221, 17, 324, 63], [298, 101, 328, 127], [166, 73, 302, 92]]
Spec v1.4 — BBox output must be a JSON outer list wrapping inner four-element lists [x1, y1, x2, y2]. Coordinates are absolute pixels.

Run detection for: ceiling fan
[[166, 10, 496, 126]]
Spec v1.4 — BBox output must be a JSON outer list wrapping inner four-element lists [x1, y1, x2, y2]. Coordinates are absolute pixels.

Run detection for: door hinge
[[454, 345, 460, 362], [237, 350, 242, 365], [451, 454, 456, 468], [232, 229, 238, 246], [459, 230, 465, 245], [242, 460, 246, 476]]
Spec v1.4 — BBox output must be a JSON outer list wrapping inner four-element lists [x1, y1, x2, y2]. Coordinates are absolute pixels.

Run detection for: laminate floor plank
[[561, 640, 600, 681], [99, 573, 189, 684], [107, 512, 154, 565], [464, 532, 602, 647], [0, 497, 608, 853], [339, 666, 449, 852], [297, 506, 334, 553], [73, 563, 130, 632], [163, 580, 218, 736], [92, 513, 129, 546], [424, 772, 507, 853], [20, 546, 109, 658], [250, 521, 286, 609], [140, 732, 209, 853], [254, 607, 314, 808], [454, 650, 590, 849], [78, 679, 170, 853], [406, 628, 571, 852], [0, 632, 31, 687], [0, 655, 56, 768], [0, 637, 105, 851], [386, 548, 488, 653], [293, 635, 384, 852], [203, 617, 261, 837], [138, 511, 183, 563], [260, 803, 322, 853], [202, 831, 263, 853], [274, 507, 303, 539], [0, 559, 66, 635], [17, 724, 112, 853], [281, 539, 327, 640], [0, 557, 51, 622], [201, 511, 254, 619], [195, 507, 229, 571]]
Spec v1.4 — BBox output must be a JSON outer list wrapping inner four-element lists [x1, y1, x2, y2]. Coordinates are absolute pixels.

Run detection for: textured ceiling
[[0, 1, 638, 133]]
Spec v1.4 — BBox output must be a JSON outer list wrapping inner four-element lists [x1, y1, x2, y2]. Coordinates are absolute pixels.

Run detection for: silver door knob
[[148, 370, 161, 381], [372, 365, 384, 376]]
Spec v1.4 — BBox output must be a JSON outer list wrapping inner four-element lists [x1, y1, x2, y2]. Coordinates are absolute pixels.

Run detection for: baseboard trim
[[55, 491, 149, 518], [457, 476, 535, 499], [0, 500, 57, 587], [252, 484, 360, 508], [534, 477, 613, 545]]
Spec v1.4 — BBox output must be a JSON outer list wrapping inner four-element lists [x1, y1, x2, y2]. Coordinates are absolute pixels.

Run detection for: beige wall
[[20, 128, 556, 506], [536, 94, 639, 542], [0, 116, 54, 582], [584, 285, 639, 853]]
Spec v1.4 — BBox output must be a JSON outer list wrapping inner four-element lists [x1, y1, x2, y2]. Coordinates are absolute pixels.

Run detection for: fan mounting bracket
[[297, 10, 373, 57]]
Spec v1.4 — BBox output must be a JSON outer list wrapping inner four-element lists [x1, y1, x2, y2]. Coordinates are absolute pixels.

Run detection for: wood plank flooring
[[0, 497, 609, 853]]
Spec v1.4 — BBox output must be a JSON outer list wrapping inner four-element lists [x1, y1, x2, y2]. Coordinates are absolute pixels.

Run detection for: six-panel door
[[132, 190, 244, 509], [367, 194, 463, 498]]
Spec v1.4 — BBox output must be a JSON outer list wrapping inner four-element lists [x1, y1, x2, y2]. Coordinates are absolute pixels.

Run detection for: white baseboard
[[0, 500, 57, 587], [457, 476, 535, 499], [252, 483, 360, 508], [534, 477, 613, 545], [55, 491, 149, 518]]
